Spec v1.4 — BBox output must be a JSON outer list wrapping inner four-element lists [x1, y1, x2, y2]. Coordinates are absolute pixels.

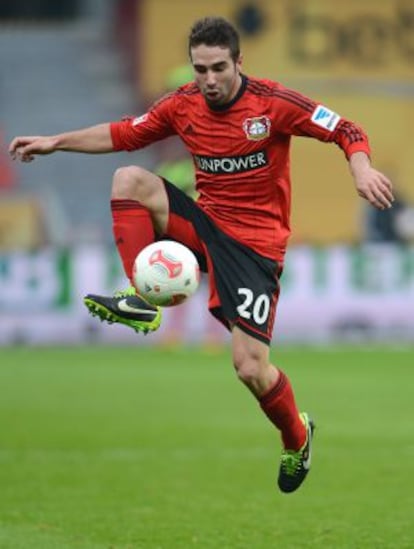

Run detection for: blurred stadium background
[[0, 0, 413, 345], [1, 0, 414, 346]]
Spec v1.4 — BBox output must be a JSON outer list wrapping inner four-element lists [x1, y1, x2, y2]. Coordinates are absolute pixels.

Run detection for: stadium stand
[[0, 17, 155, 247]]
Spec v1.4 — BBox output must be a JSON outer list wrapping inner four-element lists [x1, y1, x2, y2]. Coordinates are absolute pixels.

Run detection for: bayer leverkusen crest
[[243, 116, 271, 141]]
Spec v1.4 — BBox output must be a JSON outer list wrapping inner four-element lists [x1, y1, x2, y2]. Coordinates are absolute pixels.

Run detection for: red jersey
[[110, 75, 370, 261]]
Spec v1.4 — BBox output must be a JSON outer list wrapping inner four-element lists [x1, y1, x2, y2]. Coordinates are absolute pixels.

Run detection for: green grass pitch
[[0, 345, 413, 548]]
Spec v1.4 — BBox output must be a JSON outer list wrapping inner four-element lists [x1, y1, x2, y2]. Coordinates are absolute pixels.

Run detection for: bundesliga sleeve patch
[[310, 105, 340, 131], [132, 113, 148, 126]]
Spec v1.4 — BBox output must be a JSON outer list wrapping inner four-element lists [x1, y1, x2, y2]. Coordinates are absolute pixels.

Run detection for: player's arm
[[110, 94, 177, 152], [329, 120, 393, 210], [9, 123, 113, 162], [271, 86, 394, 210], [349, 151, 393, 210]]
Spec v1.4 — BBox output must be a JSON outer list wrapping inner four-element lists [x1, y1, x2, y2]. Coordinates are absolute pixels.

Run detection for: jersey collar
[[207, 74, 248, 112]]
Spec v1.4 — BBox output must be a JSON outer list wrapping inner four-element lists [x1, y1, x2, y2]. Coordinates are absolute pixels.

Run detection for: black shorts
[[163, 179, 282, 345]]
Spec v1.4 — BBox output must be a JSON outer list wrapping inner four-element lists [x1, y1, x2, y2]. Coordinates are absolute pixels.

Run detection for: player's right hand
[[8, 136, 57, 162]]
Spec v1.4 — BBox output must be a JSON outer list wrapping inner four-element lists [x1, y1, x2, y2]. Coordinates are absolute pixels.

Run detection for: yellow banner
[[274, 0, 414, 80], [139, 0, 414, 98]]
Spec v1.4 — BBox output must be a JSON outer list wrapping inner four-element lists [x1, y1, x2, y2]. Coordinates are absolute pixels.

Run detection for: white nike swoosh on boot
[[303, 447, 311, 470], [118, 298, 157, 315], [302, 430, 312, 470]]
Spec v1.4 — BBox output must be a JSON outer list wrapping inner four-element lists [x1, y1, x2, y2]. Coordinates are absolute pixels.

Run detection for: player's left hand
[[353, 167, 394, 210]]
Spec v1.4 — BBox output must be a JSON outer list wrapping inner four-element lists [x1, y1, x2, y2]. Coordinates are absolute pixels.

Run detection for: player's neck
[[208, 74, 247, 112]]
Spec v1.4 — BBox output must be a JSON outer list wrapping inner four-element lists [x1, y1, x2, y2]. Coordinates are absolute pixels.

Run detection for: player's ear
[[236, 54, 243, 72]]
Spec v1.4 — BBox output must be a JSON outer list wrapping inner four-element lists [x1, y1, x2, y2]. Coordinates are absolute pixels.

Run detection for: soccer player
[[9, 17, 394, 493]]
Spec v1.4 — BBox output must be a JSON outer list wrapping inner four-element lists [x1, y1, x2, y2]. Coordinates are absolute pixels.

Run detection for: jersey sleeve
[[110, 92, 177, 151], [271, 85, 370, 160]]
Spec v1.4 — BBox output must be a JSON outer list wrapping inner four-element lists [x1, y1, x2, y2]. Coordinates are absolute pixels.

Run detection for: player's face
[[190, 45, 242, 107]]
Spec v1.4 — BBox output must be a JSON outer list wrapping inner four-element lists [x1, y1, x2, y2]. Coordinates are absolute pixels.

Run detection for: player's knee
[[112, 165, 151, 200], [233, 348, 263, 388]]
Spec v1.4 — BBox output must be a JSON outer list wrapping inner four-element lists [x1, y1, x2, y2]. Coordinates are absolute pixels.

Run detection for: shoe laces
[[114, 286, 136, 298], [281, 449, 302, 476]]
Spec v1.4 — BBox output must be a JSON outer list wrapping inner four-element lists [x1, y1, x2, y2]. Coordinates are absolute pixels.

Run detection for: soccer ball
[[133, 240, 200, 307]]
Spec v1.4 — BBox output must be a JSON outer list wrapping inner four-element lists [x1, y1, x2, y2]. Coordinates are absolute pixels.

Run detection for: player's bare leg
[[110, 165, 169, 234], [84, 166, 168, 333], [231, 326, 314, 493]]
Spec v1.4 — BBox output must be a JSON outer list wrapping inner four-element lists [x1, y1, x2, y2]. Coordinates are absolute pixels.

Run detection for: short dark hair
[[188, 17, 240, 62]]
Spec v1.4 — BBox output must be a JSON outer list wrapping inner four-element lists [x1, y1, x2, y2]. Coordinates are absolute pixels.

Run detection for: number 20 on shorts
[[236, 288, 270, 325]]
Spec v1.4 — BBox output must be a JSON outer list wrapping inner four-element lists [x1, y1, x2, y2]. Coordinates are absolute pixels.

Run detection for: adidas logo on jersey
[[184, 124, 196, 135]]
